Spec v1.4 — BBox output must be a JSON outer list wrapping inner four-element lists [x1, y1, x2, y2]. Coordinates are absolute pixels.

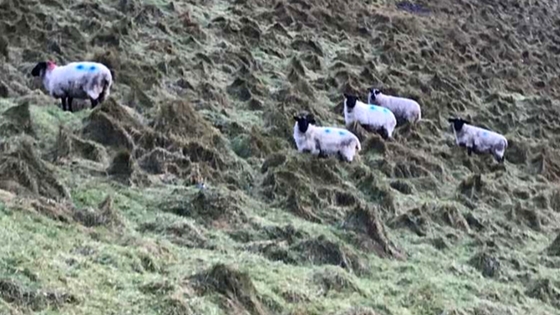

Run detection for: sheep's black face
[[448, 118, 469, 132], [344, 93, 359, 109], [367, 88, 381, 103], [295, 117, 310, 133], [293, 113, 316, 133], [31, 62, 47, 77]]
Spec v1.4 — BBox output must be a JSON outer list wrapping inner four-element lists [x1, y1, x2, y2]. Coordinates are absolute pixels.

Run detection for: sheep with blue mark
[[293, 112, 362, 162], [31, 60, 114, 112], [448, 117, 508, 163], [367, 88, 422, 126], [343, 93, 397, 140]]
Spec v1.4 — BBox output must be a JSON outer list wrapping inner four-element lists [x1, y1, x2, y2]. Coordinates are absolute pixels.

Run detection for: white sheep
[[31, 60, 114, 112], [448, 117, 508, 163], [343, 93, 397, 139], [367, 88, 422, 126], [293, 112, 361, 162]]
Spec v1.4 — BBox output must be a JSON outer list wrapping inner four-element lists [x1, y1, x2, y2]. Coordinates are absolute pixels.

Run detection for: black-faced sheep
[[31, 60, 114, 112], [343, 93, 397, 140], [293, 112, 361, 162], [367, 88, 422, 126], [448, 117, 508, 163]]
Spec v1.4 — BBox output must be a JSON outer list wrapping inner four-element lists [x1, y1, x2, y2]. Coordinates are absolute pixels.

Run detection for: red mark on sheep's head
[[46, 61, 57, 70]]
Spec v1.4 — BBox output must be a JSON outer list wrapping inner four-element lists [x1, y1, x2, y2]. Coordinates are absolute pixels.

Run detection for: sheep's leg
[[317, 151, 329, 158], [310, 147, 321, 156], [311, 139, 322, 156], [494, 152, 505, 163], [405, 120, 415, 132], [396, 117, 407, 128], [378, 127, 389, 140], [90, 97, 99, 109], [67, 97, 74, 113], [339, 148, 353, 162], [60, 97, 67, 111], [336, 151, 346, 162], [467, 146, 473, 156], [97, 91, 106, 103]]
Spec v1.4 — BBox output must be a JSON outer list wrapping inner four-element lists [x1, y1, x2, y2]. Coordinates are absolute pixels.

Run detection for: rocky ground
[[1, 0, 560, 314]]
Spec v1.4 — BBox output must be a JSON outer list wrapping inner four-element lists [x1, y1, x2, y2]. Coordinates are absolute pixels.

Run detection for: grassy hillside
[[1, 0, 560, 314]]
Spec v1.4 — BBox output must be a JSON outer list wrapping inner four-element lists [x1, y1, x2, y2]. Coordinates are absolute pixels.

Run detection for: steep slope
[[1, 0, 560, 314]]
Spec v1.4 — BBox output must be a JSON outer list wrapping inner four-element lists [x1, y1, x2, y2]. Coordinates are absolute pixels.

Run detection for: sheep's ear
[[293, 114, 299, 121], [31, 62, 47, 77], [343, 93, 350, 98], [447, 118, 454, 122]]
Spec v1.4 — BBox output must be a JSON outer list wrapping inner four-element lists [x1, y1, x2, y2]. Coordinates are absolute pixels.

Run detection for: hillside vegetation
[[1, 0, 560, 314]]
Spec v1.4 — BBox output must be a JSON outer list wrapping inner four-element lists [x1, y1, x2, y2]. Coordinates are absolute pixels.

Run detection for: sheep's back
[[355, 102, 395, 127], [378, 94, 420, 119], [314, 126, 358, 149], [63, 62, 111, 82], [475, 127, 506, 143], [65, 62, 111, 75]]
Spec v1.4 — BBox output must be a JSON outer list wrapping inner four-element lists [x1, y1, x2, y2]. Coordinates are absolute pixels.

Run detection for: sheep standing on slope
[[448, 117, 508, 163], [343, 93, 397, 140], [367, 88, 422, 126], [31, 60, 114, 112], [293, 112, 362, 162]]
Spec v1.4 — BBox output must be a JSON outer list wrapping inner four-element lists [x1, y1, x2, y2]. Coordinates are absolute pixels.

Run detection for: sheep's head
[[343, 93, 360, 109], [293, 112, 316, 133], [31, 61, 57, 77], [31, 62, 47, 77], [367, 88, 381, 103], [447, 117, 470, 132]]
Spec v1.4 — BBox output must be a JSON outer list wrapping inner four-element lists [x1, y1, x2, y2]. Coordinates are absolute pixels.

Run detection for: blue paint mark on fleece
[[75, 64, 97, 72], [383, 108, 390, 114], [369, 105, 377, 111], [482, 131, 488, 137], [338, 131, 346, 136], [324, 129, 331, 133]]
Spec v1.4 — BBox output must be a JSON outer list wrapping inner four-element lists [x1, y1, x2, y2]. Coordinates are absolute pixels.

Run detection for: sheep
[[343, 93, 397, 140], [448, 117, 508, 163], [293, 112, 361, 162], [367, 88, 422, 126], [31, 60, 114, 112]]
